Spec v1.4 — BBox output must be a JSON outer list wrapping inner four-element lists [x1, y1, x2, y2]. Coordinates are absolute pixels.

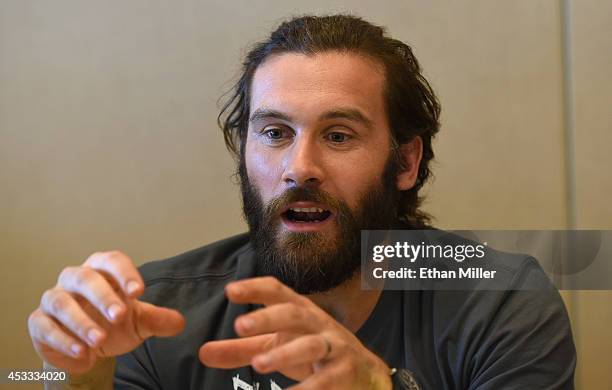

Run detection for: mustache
[[266, 186, 342, 216]]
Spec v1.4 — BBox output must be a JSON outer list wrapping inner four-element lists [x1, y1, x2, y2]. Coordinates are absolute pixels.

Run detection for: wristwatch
[[390, 368, 421, 390]]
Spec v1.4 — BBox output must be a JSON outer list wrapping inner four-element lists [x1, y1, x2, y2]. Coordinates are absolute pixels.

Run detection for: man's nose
[[281, 137, 325, 187]]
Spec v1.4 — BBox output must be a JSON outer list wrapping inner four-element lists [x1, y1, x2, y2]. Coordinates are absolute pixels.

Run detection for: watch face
[[393, 369, 421, 390]]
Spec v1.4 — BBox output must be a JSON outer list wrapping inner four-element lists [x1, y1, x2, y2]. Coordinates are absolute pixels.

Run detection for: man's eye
[[327, 132, 349, 143], [263, 128, 284, 140]]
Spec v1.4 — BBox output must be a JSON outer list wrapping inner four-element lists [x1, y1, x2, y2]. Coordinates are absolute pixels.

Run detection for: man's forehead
[[249, 51, 386, 121]]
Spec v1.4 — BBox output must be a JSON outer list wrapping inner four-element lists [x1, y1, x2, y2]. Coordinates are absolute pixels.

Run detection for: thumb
[[133, 301, 185, 339]]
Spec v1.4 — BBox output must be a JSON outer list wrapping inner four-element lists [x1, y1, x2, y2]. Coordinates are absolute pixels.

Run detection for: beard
[[239, 153, 401, 294]]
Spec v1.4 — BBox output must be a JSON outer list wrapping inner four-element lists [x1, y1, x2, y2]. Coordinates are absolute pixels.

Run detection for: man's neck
[[306, 272, 382, 333]]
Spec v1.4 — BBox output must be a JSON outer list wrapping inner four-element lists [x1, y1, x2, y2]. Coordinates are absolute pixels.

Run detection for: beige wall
[[0, 1, 609, 389], [568, 0, 612, 388]]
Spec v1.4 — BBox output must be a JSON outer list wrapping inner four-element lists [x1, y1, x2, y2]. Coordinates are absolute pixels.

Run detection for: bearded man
[[28, 15, 576, 389]]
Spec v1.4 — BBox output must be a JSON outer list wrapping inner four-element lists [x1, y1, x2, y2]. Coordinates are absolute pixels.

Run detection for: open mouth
[[282, 206, 332, 223]]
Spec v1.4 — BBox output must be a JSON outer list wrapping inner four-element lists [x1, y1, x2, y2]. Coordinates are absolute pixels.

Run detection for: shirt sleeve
[[467, 259, 576, 390]]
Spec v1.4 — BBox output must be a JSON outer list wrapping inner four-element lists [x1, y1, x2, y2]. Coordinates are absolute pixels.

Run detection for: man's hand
[[199, 276, 392, 390], [28, 251, 185, 375]]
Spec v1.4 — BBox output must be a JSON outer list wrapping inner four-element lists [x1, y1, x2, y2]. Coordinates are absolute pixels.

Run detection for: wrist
[[47, 357, 116, 389], [368, 357, 393, 390]]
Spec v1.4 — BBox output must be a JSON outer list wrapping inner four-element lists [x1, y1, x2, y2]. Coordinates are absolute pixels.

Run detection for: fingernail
[[87, 328, 103, 345], [229, 285, 243, 297], [107, 303, 123, 321], [70, 343, 83, 357], [126, 280, 140, 295], [239, 317, 254, 332]]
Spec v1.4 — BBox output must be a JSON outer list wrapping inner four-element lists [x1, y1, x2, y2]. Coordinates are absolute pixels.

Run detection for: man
[[28, 15, 575, 389]]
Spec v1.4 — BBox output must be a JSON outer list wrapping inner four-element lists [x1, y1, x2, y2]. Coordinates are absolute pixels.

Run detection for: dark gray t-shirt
[[114, 233, 575, 389]]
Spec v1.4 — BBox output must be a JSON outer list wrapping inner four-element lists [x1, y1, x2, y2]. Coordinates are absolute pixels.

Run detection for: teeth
[[290, 207, 327, 213]]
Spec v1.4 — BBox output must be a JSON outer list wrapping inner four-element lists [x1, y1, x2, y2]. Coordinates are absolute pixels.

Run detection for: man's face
[[241, 51, 400, 294]]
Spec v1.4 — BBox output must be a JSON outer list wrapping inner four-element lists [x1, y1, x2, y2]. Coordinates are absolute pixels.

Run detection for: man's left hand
[[199, 276, 392, 390]]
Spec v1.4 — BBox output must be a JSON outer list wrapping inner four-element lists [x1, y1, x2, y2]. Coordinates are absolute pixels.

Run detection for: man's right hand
[[28, 251, 185, 375]]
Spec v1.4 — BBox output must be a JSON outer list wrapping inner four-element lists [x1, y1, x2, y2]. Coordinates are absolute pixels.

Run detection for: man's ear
[[396, 136, 423, 191]]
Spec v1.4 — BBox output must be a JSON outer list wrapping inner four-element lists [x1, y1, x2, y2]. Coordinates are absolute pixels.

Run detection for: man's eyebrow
[[249, 109, 292, 123], [248, 107, 373, 129], [318, 108, 373, 130]]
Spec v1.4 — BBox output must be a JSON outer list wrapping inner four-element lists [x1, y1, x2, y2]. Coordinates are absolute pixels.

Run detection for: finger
[[252, 334, 328, 374], [28, 309, 88, 359], [226, 277, 309, 306], [40, 289, 107, 348], [57, 266, 127, 323], [234, 303, 321, 337], [133, 301, 185, 339], [199, 334, 275, 369], [84, 251, 144, 298]]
